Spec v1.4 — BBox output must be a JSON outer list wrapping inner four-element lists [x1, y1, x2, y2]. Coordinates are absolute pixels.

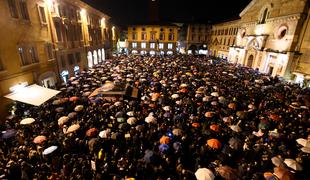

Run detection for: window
[[260, 8, 268, 24], [29, 46, 38, 63], [68, 54, 74, 65], [159, 33, 165, 40], [132, 32, 137, 40], [159, 43, 164, 49], [54, 21, 62, 41], [168, 43, 173, 49], [60, 55, 66, 67], [19, 0, 29, 20], [18, 47, 29, 66], [141, 42, 146, 49], [150, 32, 156, 41], [7, 0, 18, 18], [132, 42, 137, 48], [45, 43, 54, 60], [38, 5, 47, 24], [168, 33, 174, 41], [76, 52, 81, 63], [141, 32, 147, 40], [150, 43, 155, 49]]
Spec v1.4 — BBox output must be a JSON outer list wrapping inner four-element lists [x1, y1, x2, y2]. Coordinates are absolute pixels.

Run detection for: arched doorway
[[247, 55, 254, 68], [87, 51, 93, 68], [93, 50, 98, 65], [101, 48, 105, 61]]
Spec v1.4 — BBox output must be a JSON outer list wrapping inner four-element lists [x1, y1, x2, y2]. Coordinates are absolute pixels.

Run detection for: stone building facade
[[186, 24, 212, 55], [127, 24, 179, 55], [227, 0, 309, 83]]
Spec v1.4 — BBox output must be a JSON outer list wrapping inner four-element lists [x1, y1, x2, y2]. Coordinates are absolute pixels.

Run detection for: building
[[208, 20, 240, 58], [0, 0, 114, 118], [186, 24, 212, 55], [127, 24, 179, 55], [226, 0, 309, 84]]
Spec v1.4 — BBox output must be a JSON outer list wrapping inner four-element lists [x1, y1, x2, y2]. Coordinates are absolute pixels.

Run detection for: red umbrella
[[207, 139, 221, 149], [205, 112, 214, 118], [210, 124, 220, 132], [69, 96, 79, 101], [269, 114, 281, 121], [160, 136, 170, 144], [86, 128, 99, 137], [33, 135, 47, 144], [228, 103, 237, 110], [192, 122, 200, 128]]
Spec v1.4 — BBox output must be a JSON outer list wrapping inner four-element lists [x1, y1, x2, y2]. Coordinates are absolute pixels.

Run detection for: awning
[[4, 84, 60, 106]]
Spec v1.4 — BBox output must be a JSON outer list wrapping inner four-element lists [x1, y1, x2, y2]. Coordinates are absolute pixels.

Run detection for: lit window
[[168, 43, 173, 49], [141, 43, 146, 49], [19, 0, 29, 20], [168, 33, 174, 41], [141, 32, 147, 40], [150, 32, 156, 41], [18, 47, 29, 66], [132, 42, 137, 48], [37, 5, 47, 24], [159, 33, 165, 40], [7, 0, 18, 18], [159, 43, 164, 49], [29, 47, 38, 63], [150, 43, 155, 49], [132, 32, 137, 40]]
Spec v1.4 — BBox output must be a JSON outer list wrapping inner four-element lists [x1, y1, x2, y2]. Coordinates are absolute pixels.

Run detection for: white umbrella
[[58, 116, 69, 126], [127, 117, 137, 125], [301, 147, 310, 153], [171, 94, 179, 99], [296, 138, 310, 148], [195, 168, 215, 180], [211, 92, 219, 97], [42, 146, 58, 155], [114, 101, 122, 106], [284, 158, 303, 171], [229, 125, 242, 133], [20, 118, 35, 125], [145, 115, 156, 124], [99, 129, 110, 138], [127, 111, 134, 116], [163, 106, 171, 111], [74, 105, 84, 112], [271, 156, 285, 167]]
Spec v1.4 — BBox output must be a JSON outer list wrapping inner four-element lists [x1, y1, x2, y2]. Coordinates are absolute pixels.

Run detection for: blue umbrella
[[159, 144, 169, 152], [1, 129, 16, 139]]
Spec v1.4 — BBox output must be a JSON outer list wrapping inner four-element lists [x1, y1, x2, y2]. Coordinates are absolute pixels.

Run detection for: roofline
[[239, 0, 257, 17]]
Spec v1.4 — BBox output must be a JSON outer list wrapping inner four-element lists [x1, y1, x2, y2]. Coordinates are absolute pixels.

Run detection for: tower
[[148, 0, 159, 22]]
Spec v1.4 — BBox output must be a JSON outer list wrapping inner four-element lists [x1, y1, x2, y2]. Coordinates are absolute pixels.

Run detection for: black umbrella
[[1, 129, 16, 139]]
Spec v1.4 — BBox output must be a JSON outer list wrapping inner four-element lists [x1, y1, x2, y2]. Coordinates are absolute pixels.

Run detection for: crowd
[[0, 55, 309, 180]]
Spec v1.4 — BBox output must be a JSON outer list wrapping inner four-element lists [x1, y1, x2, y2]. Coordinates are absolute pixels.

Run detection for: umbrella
[[135, 125, 144, 131], [228, 103, 237, 110], [99, 129, 110, 138], [83, 91, 91, 97], [52, 99, 62, 105], [195, 168, 215, 180], [66, 124, 80, 134], [228, 137, 242, 150], [211, 101, 218, 106], [296, 138, 310, 148], [127, 117, 137, 125], [216, 166, 238, 180], [42, 146, 58, 155], [117, 117, 125, 123], [211, 92, 219, 97], [114, 101, 122, 106], [151, 93, 160, 101], [172, 128, 182, 136], [210, 124, 220, 132], [20, 118, 35, 125], [253, 129, 264, 137], [236, 111, 247, 119], [86, 128, 98, 137], [248, 104, 256, 110], [269, 114, 281, 121], [271, 156, 285, 167], [273, 167, 293, 179], [58, 116, 69, 126], [301, 147, 310, 153], [74, 105, 84, 112], [269, 129, 280, 138], [205, 112, 214, 118], [203, 96, 212, 102], [1, 129, 16, 139], [284, 159, 303, 171], [192, 122, 200, 128], [223, 116, 233, 123], [33, 135, 47, 144], [127, 111, 134, 116], [111, 132, 119, 140], [171, 94, 179, 99], [115, 111, 125, 118], [207, 139, 221, 149], [55, 107, 64, 112], [69, 96, 79, 101], [145, 115, 156, 124], [173, 142, 182, 151], [68, 112, 77, 119], [159, 144, 169, 152], [229, 125, 242, 133], [218, 96, 226, 103], [163, 106, 171, 111], [160, 136, 170, 144]]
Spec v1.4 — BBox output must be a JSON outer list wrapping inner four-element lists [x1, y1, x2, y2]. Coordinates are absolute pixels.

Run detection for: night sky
[[82, 0, 252, 26]]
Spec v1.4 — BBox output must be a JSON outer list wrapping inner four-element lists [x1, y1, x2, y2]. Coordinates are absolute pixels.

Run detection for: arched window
[[261, 8, 268, 24]]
